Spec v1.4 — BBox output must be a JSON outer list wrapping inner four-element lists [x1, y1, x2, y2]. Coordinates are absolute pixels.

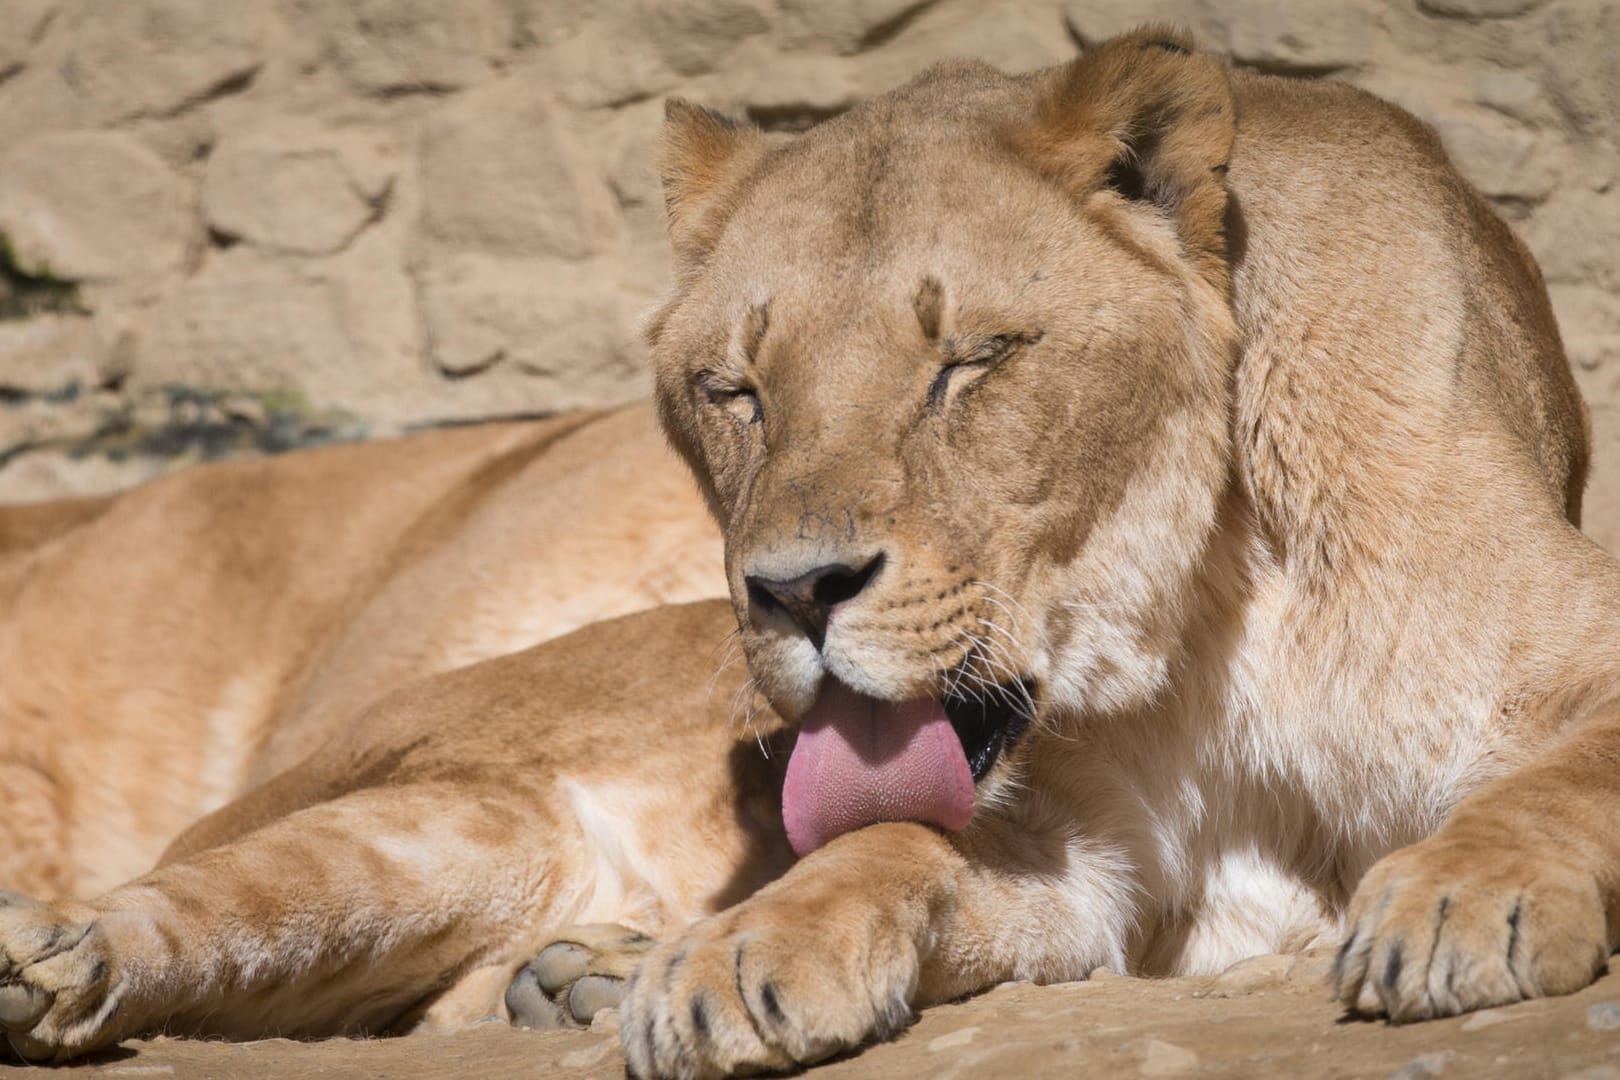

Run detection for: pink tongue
[[781, 679, 974, 857]]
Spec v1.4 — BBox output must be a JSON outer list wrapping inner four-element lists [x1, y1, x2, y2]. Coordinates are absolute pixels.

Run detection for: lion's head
[[648, 28, 1240, 855]]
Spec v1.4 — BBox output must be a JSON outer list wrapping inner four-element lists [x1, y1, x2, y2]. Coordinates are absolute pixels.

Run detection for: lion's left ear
[[660, 99, 768, 279], [1012, 26, 1235, 289]]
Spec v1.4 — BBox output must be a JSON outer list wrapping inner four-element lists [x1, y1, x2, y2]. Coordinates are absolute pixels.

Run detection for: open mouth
[[942, 680, 1036, 781], [779, 675, 1038, 857]]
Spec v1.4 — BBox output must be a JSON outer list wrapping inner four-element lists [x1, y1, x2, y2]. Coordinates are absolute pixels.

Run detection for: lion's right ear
[[1011, 26, 1235, 290], [660, 99, 766, 277]]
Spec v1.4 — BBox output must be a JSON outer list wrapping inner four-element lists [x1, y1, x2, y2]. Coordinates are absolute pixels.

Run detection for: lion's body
[[2, 31, 1618, 1077], [0, 406, 725, 900]]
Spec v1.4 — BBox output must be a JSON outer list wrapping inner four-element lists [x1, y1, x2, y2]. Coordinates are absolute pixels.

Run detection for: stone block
[[781, 0, 941, 55], [133, 252, 357, 404], [0, 132, 190, 282], [203, 126, 400, 256], [58, 0, 261, 123], [418, 77, 622, 259], [280, 0, 507, 96], [417, 253, 648, 409], [1419, 0, 1544, 17], [0, 0, 55, 79], [646, 0, 772, 76]]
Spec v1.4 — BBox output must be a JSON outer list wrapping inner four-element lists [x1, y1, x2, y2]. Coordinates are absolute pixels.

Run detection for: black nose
[[745, 553, 885, 650]]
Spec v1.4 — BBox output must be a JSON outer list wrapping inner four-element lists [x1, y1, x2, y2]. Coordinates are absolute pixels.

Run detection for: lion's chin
[[779, 677, 1033, 857]]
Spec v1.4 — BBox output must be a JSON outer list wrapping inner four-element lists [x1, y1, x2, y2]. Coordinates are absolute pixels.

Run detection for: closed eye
[[696, 369, 763, 425], [928, 332, 1038, 407]]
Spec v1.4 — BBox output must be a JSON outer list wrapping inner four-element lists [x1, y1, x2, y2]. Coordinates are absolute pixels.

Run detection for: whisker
[[974, 614, 1021, 651], [968, 579, 1036, 630], [963, 626, 1054, 739], [743, 680, 770, 758], [728, 672, 755, 732], [706, 629, 744, 699]]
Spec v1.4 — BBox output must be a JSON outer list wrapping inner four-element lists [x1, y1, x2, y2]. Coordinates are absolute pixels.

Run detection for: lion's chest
[[1038, 571, 1503, 975]]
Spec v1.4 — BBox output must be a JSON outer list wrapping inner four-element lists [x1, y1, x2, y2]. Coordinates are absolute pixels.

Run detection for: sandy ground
[[6, 950, 1618, 1079]]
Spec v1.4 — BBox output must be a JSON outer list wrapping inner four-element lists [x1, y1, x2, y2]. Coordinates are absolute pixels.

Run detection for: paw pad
[[506, 924, 655, 1031]]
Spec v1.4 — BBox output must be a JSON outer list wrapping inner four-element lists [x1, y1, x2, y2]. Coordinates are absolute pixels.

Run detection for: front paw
[[1333, 838, 1609, 1021], [619, 893, 919, 1080], [0, 892, 122, 1061]]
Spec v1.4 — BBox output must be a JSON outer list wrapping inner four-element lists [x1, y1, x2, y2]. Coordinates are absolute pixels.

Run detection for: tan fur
[[1, 28, 1616, 1078], [0, 406, 725, 901]]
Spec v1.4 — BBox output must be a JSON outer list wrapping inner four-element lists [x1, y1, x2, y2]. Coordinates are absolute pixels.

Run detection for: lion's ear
[[660, 99, 767, 277], [1013, 26, 1235, 288]]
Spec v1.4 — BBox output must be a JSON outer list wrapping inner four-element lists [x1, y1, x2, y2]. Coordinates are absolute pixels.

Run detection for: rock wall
[[1, 0, 1616, 546]]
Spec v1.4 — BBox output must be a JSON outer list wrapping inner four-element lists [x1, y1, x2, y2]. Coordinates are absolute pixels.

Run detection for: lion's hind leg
[[0, 781, 560, 1061], [505, 923, 658, 1029], [0, 752, 71, 900]]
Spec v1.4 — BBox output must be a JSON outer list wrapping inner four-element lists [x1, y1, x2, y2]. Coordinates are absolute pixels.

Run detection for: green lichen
[[257, 386, 317, 419], [0, 232, 88, 321], [0, 384, 366, 473], [92, 385, 366, 461]]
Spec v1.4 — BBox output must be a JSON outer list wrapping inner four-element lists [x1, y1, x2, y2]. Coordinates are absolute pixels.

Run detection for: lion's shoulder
[[1224, 68, 1586, 532]]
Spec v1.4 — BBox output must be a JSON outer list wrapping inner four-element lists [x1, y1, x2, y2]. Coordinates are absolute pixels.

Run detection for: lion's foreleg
[[1335, 707, 1620, 1020], [618, 820, 1126, 1080], [0, 783, 555, 1060]]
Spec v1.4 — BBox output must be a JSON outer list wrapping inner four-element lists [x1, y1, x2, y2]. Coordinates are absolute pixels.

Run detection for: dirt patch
[[12, 951, 1618, 1079]]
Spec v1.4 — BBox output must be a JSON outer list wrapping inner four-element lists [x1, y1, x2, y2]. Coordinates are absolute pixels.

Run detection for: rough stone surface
[[1195, 951, 1294, 997], [202, 125, 398, 255], [0, 132, 190, 281], [0, 317, 99, 390], [781, 0, 940, 54], [6, 951, 1619, 1079], [1420, 0, 1545, 17], [135, 252, 352, 395], [1389, 1051, 1457, 1079], [1588, 1002, 1620, 1032], [0, 0, 55, 82], [417, 253, 650, 413], [55, 0, 262, 125], [646, 0, 774, 76], [130, 247, 427, 427], [278, 0, 508, 96], [418, 75, 623, 259], [0, 0, 1615, 563], [1220, 0, 1379, 75]]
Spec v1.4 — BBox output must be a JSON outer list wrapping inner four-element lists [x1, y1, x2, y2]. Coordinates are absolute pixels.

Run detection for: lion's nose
[[745, 553, 885, 650]]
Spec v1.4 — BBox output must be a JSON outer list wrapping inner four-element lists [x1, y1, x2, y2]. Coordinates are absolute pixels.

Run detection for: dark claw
[[1381, 942, 1404, 993], [689, 995, 710, 1040], [759, 981, 786, 1025], [1331, 932, 1358, 986]]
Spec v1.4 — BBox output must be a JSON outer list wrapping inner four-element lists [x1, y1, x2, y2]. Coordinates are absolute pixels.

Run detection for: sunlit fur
[[626, 25, 1619, 1078], [2, 28, 1618, 1080]]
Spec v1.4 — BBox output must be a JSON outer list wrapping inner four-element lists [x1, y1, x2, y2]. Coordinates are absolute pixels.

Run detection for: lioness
[[2, 26, 1616, 1079]]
